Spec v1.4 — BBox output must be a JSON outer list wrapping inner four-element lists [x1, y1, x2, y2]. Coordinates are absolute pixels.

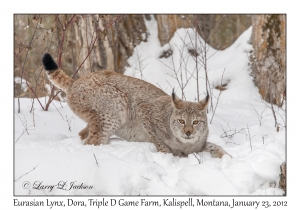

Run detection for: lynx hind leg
[[84, 114, 121, 146], [79, 124, 89, 140], [203, 142, 232, 158]]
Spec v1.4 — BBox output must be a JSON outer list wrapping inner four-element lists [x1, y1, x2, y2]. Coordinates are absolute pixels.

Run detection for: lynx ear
[[171, 89, 184, 109], [198, 93, 210, 110]]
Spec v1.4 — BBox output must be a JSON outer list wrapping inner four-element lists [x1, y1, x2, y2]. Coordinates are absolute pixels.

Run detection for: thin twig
[[24, 79, 45, 110], [194, 16, 200, 102], [31, 99, 35, 127], [254, 98, 286, 129], [93, 154, 99, 167], [210, 68, 226, 124], [252, 106, 267, 126], [271, 102, 279, 131], [56, 14, 77, 66], [15, 112, 30, 135], [14, 164, 39, 182], [246, 124, 255, 151], [141, 176, 150, 181], [217, 120, 244, 145], [65, 115, 75, 131], [193, 153, 202, 164], [52, 102, 65, 120], [15, 130, 26, 143], [205, 15, 227, 44], [18, 15, 41, 112]]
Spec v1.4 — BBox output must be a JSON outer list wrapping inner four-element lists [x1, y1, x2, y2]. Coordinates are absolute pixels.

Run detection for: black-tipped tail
[[42, 53, 58, 72]]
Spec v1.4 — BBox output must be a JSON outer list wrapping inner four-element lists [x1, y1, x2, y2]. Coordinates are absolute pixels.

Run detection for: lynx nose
[[186, 131, 191, 137]]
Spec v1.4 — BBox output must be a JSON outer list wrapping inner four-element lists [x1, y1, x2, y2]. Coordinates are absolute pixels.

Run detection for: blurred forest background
[[14, 14, 286, 111]]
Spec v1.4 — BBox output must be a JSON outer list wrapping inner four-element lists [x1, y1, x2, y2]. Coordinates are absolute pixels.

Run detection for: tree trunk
[[155, 14, 251, 49], [66, 14, 148, 76], [251, 15, 286, 107], [279, 162, 286, 195]]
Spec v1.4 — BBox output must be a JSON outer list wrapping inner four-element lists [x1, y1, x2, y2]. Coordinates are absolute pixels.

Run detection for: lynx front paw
[[203, 142, 232, 159], [209, 148, 232, 159], [79, 130, 88, 140], [84, 135, 101, 146], [79, 126, 89, 140], [156, 144, 172, 154], [84, 133, 110, 146]]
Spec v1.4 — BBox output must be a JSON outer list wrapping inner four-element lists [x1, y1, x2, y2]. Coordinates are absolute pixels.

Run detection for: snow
[[14, 15, 285, 196], [14, 77, 28, 92]]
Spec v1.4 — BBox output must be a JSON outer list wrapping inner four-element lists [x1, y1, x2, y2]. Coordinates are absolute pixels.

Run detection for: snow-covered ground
[[14, 16, 285, 195]]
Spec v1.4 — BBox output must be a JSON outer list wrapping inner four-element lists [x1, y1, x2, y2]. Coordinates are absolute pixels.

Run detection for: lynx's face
[[170, 93, 209, 144]]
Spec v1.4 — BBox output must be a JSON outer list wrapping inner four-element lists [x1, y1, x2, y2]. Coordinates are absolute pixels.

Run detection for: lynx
[[42, 53, 230, 158]]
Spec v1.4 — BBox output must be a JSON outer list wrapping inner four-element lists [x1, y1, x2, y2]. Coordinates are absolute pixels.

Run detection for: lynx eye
[[193, 120, 200, 125], [178, 119, 185, 124]]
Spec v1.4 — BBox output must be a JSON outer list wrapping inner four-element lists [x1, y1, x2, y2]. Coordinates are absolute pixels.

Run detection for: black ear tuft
[[171, 89, 184, 109], [198, 92, 210, 110], [172, 88, 176, 101], [42, 53, 58, 71], [206, 90, 210, 102]]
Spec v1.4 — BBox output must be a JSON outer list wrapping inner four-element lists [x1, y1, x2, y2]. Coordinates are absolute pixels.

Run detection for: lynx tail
[[42, 53, 58, 72], [42, 53, 74, 93]]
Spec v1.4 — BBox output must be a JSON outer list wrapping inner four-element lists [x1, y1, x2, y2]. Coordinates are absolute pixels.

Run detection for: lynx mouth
[[183, 136, 194, 139]]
